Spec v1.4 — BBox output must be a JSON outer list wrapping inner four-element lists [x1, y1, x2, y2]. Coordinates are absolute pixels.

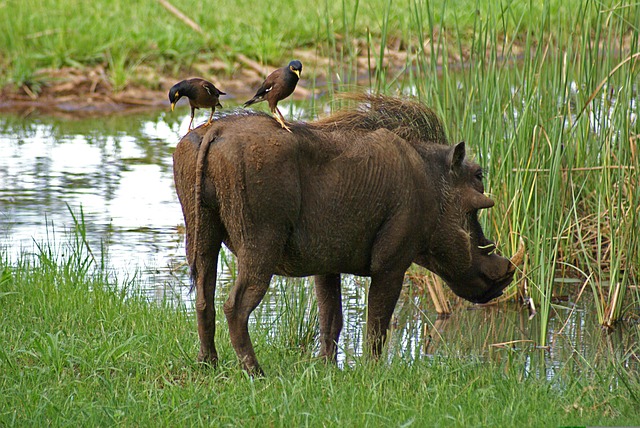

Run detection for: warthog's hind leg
[[314, 274, 343, 362], [224, 266, 273, 376], [174, 132, 222, 366], [194, 223, 223, 366]]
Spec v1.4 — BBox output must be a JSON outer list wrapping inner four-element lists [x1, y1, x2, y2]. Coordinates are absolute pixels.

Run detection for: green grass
[[0, 0, 615, 89], [1, 0, 639, 424], [1, 224, 638, 426]]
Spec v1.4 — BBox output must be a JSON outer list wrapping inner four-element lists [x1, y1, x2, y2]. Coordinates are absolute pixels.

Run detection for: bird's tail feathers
[[243, 96, 263, 107]]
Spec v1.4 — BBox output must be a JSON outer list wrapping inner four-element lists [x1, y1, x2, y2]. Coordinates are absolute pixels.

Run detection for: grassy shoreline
[[1, 230, 638, 426]]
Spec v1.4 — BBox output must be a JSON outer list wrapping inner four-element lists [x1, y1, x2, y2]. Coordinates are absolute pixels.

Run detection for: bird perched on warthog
[[169, 78, 226, 131], [173, 94, 519, 375], [243, 60, 302, 132]]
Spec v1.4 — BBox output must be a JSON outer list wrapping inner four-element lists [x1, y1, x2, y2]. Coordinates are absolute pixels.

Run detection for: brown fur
[[312, 93, 447, 143], [173, 94, 516, 375]]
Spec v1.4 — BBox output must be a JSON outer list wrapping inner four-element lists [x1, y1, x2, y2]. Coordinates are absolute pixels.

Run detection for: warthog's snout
[[473, 242, 523, 303]]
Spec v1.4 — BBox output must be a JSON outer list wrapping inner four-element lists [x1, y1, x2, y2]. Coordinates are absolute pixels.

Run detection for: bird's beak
[[171, 103, 175, 112], [293, 69, 301, 79]]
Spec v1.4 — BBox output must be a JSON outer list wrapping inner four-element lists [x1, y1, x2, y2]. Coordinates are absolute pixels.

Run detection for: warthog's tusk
[[478, 243, 496, 255], [510, 237, 526, 267]]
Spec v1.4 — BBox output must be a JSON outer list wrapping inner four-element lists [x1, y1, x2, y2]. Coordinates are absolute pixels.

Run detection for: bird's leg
[[273, 107, 292, 133], [188, 107, 195, 131], [205, 108, 215, 126]]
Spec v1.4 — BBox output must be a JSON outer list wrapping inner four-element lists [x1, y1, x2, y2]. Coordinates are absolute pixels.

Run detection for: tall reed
[[329, 0, 640, 344]]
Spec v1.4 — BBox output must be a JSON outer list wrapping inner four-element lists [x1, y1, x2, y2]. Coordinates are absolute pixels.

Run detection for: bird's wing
[[202, 81, 225, 96], [255, 68, 284, 97], [252, 82, 272, 99]]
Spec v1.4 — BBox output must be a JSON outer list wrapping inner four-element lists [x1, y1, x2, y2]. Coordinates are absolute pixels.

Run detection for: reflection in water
[[0, 112, 189, 302], [0, 111, 636, 378]]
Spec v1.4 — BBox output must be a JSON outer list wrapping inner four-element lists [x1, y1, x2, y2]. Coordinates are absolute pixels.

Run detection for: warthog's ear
[[449, 141, 466, 172]]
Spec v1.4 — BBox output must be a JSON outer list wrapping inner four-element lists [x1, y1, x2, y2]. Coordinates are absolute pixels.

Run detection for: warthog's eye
[[475, 168, 484, 181]]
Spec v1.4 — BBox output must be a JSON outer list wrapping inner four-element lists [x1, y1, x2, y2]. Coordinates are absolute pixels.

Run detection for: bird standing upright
[[169, 78, 226, 131], [243, 60, 302, 132]]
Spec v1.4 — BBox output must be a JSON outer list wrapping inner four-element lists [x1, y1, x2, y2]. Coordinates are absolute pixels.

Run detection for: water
[[0, 108, 636, 376], [0, 110, 190, 298]]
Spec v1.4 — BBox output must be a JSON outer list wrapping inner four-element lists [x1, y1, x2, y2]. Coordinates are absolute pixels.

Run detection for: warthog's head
[[416, 142, 517, 304]]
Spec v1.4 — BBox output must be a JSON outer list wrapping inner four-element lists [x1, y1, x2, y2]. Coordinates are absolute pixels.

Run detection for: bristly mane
[[311, 93, 449, 145]]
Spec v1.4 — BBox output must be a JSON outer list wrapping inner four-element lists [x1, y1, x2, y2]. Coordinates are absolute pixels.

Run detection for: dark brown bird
[[169, 78, 226, 131], [243, 60, 302, 132]]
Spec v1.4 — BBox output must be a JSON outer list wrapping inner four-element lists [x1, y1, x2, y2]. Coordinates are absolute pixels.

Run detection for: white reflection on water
[[0, 115, 187, 300]]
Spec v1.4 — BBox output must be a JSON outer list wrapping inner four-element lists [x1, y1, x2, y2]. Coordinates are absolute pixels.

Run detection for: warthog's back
[[197, 116, 432, 277]]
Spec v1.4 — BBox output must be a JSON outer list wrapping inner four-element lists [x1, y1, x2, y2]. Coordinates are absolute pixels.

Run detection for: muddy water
[[0, 109, 636, 374]]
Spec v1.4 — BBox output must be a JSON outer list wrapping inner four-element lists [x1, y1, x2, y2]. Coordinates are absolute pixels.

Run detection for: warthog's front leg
[[366, 270, 405, 358], [314, 274, 343, 362]]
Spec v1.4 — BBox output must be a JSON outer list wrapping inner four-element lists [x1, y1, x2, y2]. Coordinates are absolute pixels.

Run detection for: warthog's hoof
[[241, 357, 265, 377], [197, 351, 219, 368]]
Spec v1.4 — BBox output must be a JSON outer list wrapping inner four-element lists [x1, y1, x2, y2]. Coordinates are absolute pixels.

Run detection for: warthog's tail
[[192, 128, 220, 286]]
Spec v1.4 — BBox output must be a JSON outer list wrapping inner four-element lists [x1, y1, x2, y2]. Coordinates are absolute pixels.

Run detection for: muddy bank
[[0, 65, 310, 119], [1, 28, 635, 120], [0, 46, 410, 119], [0, 57, 338, 119]]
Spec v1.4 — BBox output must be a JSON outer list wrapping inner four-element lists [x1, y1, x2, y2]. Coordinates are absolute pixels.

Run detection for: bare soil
[[0, 63, 264, 119], [4, 33, 631, 119], [0, 45, 418, 119]]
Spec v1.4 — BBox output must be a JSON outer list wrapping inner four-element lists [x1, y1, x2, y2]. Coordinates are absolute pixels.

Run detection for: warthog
[[173, 94, 516, 375]]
